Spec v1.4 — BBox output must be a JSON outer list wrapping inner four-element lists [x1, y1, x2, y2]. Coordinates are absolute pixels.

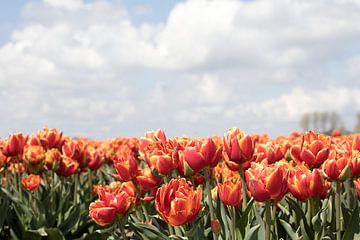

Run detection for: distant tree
[[320, 112, 329, 132], [354, 113, 360, 133], [329, 112, 340, 130]]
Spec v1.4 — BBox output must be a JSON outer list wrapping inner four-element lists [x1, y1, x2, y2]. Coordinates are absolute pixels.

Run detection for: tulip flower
[[223, 127, 254, 171], [135, 168, 161, 190], [89, 181, 137, 226], [178, 138, 222, 176], [139, 130, 177, 175], [22, 174, 42, 191], [217, 166, 242, 208], [44, 148, 62, 171], [322, 150, 350, 181], [56, 155, 79, 177], [256, 143, 284, 164], [1, 133, 27, 157], [23, 145, 45, 166], [290, 131, 330, 169], [288, 165, 330, 201], [38, 127, 64, 150], [87, 147, 104, 171], [113, 151, 138, 182], [155, 178, 202, 226], [245, 162, 288, 202], [63, 139, 85, 162]]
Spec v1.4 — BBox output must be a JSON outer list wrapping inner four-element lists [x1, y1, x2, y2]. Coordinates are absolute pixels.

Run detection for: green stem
[[345, 179, 354, 209], [335, 181, 341, 240], [118, 218, 128, 240], [204, 169, 218, 240], [231, 206, 236, 240], [88, 169, 93, 200], [73, 174, 78, 204], [141, 204, 150, 223], [307, 198, 313, 226], [272, 201, 278, 239], [239, 165, 248, 210], [265, 201, 271, 240]]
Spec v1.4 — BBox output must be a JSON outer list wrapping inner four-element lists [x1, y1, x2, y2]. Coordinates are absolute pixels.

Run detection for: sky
[[0, 0, 360, 139]]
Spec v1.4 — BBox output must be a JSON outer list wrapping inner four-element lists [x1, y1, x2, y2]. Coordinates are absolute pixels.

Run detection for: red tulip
[[155, 178, 202, 226], [245, 162, 288, 202], [87, 147, 104, 171], [178, 138, 222, 176], [23, 145, 45, 166], [1, 133, 27, 157], [223, 128, 254, 171], [288, 165, 330, 201], [322, 150, 350, 181], [89, 181, 137, 226], [38, 127, 64, 150], [56, 155, 79, 177], [290, 131, 330, 169]]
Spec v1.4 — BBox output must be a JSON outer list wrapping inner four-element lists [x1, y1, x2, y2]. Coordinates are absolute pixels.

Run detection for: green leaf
[[243, 224, 261, 240], [342, 206, 360, 240], [85, 232, 111, 240], [238, 198, 254, 238], [58, 205, 80, 234], [46, 228, 66, 240], [130, 222, 169, 240], [286, 196, 314, 240], [0, 197, 9, 229], [279, 219, 299, 240]]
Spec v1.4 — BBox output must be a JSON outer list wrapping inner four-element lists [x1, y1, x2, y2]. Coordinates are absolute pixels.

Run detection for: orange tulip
[[135, 168, 161, 190], [288, 165, 330, 201], [155, 178, 202, 226], [63, 139, 85, 162], [89, 181, 137, 226], [322, 150, 350, 181], [216, 165, 242, 207], [290, 131, 330, 169], [140, 130, 177, 175], [56, 155, 79, 177], [1, 133, 27, 157], [44, 148, 62, 171], [22, 174, 42, 191], [23, 145, 45, 166], [113, 150, 138, 181], [245, 162, 288, 202], [178, 138, 222, 176], [38, 127, 64, 150], [223, 128, 254, 170]]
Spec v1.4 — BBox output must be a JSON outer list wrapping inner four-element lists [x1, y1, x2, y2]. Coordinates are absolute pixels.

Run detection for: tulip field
[[1, 128, 360, 240]]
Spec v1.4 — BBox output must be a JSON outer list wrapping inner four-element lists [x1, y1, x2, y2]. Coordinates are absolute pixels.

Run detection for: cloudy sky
[[0, 0, 360, 139]]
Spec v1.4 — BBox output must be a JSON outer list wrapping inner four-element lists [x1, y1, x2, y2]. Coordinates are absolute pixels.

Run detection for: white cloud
[[1, 0, 360, 137]]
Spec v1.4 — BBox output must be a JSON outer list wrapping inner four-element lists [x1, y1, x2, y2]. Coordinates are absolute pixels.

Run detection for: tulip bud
[[211, 219, 221, 235]]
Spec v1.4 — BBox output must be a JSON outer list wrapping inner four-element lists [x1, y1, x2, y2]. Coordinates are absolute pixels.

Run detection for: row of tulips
[[1, 128, 360, 239]]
